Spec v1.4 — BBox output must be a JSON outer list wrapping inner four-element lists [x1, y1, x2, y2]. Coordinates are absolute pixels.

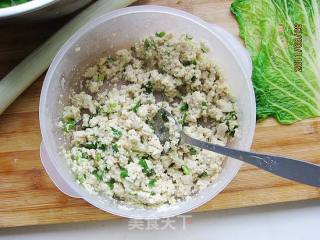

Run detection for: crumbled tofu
[[60, 33, 238, 208]]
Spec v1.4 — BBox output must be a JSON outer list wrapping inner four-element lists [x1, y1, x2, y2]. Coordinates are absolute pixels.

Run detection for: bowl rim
[[0, 0, 56, 18], [39, 5, 256, 219]]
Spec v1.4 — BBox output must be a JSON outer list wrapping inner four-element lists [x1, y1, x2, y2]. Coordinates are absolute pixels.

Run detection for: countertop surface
[[1, 200, 319, 239]]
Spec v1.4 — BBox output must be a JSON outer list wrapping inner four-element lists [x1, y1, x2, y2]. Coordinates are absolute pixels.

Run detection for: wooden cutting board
[[0, 0, 319, 228]]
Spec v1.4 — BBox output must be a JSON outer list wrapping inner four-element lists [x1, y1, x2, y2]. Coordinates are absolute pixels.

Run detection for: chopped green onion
[[182, 59, 197, 66], [82, 152, 89, 159], [83, 142, 98, 149], [92, 169, 104, 181], [179, 112, 188, 126], [150, 191, 156, 196], [226, 125, 238, 138], [99, 143, 107, 151], [64, 119, 76, 133], [76, 174, 86, 184], [106, 178, 115, 190], [146, 168, 156, 177], [189, 147, 197, 155], [161, 111, 169, 122], [120, 168, 128, 179], [225, 111, 238, 120], [142, 81, 153, 94], [131, 100, 142, 113], [95, 152, 102, 161], [155, 32, 166, 37], [202, 102, 208, 107], [112, 144, 119, 153], [148, 179, 157, 187], [144, 38, 156, 49], [180, 103, 189, 112], [199, 171, 208, 178], [138, 157, 149, 173], [93, 73, 104, 82], [104, 102, 119, 114], [181, 165, 190, 175], [201, 47, 208, 53], [107, 56, 115, 64], [111, 127, 122, 139]]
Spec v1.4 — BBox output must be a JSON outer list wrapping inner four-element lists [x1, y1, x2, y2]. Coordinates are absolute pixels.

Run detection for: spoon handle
[[182, 133, 320, 187]]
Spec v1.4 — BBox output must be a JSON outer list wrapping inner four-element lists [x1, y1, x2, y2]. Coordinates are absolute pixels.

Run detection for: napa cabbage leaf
[[231, 0, 320, 124]]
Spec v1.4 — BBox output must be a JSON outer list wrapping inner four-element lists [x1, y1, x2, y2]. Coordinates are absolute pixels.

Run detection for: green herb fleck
[[120, 168, 128, 179], [150, 191, 156, 196], [82, 152, 89, 159], [199, 171, 208, 178], [104, 102, 119, 114], [95, 152, 102, 161], [93, 73, 104, 82], [144, 38, 156, 49], [83, 141, 107, 150], [106, 178, 115, 190], [92, 169, 104, 181], [112, 144, 119, 153], [189, 147, 197, 155], [155, 31, 166, 37], [180, 103, 189, 112], [179, 112, 188, 126], [142, 81, 153, 94], [64, 119, 76, 133], [148, 179, 157, 187], [161, 111, 169, 122], [132, 100, 142, 113], [226, 125, 238, 138], [98, 143, 107, 151], [146, 168, 156, 177], [107, 57, 115, 64], [182, 59, 197, 66], [111, 127, 122, 139], [181, 165, 190, 175], [201, 47, 208, 53], [76, 174, 86, 184], [83, 142, 98, 149], [225, 111, 238, 121], [139, 157, 149, 173], [138, 156, 156, 176]]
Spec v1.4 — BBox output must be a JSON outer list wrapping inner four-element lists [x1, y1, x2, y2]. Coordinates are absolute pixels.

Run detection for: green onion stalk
[[0, 0, 137, 115]]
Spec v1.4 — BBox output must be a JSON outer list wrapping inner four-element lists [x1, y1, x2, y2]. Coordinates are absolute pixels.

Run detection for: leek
[[0, 0, 136, 114]]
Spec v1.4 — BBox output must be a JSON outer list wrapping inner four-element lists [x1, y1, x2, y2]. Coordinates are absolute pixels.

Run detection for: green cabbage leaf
[[231, 0, 320, 124]]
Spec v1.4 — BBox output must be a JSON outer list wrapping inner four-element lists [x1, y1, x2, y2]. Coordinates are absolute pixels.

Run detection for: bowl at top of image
[[0, 0, 94, 20], [39, 5, 256, 219]]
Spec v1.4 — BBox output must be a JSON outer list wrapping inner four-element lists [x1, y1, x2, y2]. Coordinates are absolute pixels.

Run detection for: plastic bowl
[[39, 5, 256, 219]]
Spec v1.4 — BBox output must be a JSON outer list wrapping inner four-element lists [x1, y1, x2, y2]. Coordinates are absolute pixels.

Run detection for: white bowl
[[39, 5, 256, 219], [0, 0, 93, 20]]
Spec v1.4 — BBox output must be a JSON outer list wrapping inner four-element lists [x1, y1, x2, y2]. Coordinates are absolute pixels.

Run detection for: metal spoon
[[153, 108, 320, 187]]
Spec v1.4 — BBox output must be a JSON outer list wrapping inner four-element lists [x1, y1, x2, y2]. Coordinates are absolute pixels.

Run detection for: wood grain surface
[[0, 0, 319, 228]]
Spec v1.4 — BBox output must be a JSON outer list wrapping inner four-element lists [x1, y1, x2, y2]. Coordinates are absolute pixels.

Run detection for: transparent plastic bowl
[[39, 5, 256, 219]]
